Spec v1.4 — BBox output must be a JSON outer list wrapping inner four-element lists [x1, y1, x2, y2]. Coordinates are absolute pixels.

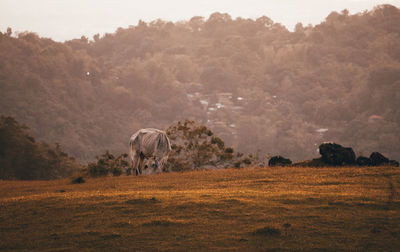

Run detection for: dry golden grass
[[1, 166, 400, 251]]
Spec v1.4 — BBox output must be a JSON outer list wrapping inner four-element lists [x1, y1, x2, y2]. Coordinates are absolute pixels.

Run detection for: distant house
[[316, 128, 328, 133], [368, 114, 383, 123]]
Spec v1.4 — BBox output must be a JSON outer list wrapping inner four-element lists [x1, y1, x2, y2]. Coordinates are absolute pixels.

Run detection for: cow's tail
[[129, 139, 134, 164]]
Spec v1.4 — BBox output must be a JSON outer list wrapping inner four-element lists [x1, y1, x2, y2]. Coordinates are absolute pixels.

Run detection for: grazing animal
[[129, 128, 171, 175]]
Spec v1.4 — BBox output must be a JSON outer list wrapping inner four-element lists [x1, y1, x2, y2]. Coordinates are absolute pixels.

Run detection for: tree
[[0, 116, 81, 180], [165, 120, 257, 171], [6, 27, 12, 36]]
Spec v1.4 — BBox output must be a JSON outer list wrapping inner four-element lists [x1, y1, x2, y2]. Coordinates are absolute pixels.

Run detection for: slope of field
[[1, 166, 400, 251]]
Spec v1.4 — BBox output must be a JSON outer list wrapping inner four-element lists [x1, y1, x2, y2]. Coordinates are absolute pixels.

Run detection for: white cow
[[129, 128, 171, 175]]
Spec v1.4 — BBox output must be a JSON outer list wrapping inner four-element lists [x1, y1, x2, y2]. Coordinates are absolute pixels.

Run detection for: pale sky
[[1, 0, 399, 42]]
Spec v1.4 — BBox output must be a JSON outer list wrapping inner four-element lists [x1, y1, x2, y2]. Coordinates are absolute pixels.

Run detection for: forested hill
[[1, 4, 400, 162]]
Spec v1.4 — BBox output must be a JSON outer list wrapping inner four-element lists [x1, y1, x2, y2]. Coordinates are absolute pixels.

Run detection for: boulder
[[369, 152, 389, 166], [268, 156, 292, 167], [319, 143, 356, 166], [356, 156, 372, 166]]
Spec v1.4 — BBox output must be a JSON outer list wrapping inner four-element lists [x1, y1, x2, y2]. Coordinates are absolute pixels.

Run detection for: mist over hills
[[1, 4, 399, 162]]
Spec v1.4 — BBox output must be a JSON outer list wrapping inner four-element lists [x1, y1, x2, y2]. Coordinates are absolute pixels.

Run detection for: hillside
[[1, 5, 400, 161], [1, 166, 399, 251]]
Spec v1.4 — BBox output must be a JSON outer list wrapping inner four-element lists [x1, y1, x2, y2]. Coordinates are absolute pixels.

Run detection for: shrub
[[165, 120, 262, 171], [87, 162, 109, 177], [87, 151, 129, 177], [111, 167, 123, 176], [164, 156, 192, 172], [166, 120, 237, 171]]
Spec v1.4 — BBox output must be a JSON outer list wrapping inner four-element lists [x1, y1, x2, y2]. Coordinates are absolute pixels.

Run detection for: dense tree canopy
[[0, 116, 80, 180], [1, 4, 399, 162]]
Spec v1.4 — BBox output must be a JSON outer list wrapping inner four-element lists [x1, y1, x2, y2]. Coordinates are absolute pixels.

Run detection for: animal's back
[[129, 128, 169, 156], [130, 128, 160, 144]]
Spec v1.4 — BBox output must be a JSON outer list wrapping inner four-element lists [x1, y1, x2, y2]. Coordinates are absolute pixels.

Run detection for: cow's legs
[[131, 151, 140, 176], [138, 153, 145, 175], [159, 156, 169, 172], [135, 158, 139, 176]]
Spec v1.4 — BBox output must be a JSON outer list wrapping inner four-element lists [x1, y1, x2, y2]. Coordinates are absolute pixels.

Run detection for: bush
[[87, 151, 129, 177], [165, 120, 262, 171], [163, 156, 192, 172], [166, 120, 240, 171], [88, 162, 109, 177], [111, 166, 123, 176]]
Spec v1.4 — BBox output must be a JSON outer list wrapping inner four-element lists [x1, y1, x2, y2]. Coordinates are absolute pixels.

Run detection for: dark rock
[[389, 160, 399, 167], [268, 156, 292, 167], [356, 156, 372, 166], [370, 152, 389, 166], [319, 143, 356, 166]]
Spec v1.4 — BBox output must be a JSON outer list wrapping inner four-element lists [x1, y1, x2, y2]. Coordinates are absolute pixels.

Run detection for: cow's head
[[143, 158, 160, 174]]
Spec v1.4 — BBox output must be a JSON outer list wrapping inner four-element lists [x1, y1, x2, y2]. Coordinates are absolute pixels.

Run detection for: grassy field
[[1, 166, 400, 251]]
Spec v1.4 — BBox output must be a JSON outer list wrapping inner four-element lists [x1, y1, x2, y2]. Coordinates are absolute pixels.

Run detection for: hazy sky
[[1, 0, 399, 42]]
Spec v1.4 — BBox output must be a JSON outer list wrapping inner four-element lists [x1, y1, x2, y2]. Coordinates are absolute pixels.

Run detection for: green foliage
[[232, 153, 260, 169], [163, 155, 193, 172], [87, 162, 109, 177], [1, 5, 400, 163], [87, 151, 129, 177], [166, 120, 232, 171], [0, 116, 81, 180], [166, 120, 258, 171]]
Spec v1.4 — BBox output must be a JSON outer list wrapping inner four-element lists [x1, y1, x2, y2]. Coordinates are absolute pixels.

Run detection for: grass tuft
[[70, 175, 85, 184]]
